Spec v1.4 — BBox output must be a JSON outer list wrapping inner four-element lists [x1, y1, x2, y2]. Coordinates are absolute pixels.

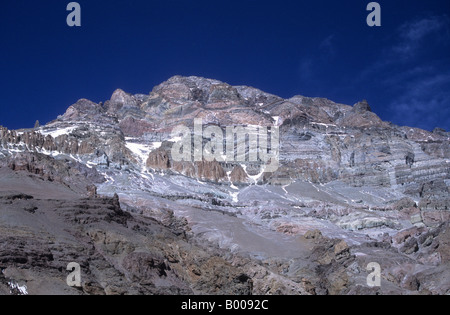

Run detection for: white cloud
[[400, 16, 447, 41], [359, 15, 450, 80], [388, 72, 450, 130], [353, 15, 450, 130], [393, 15, 449, 57], [319, 34, 336, 57], [298, 34, 336, 82], [298, 58, 313, 81]]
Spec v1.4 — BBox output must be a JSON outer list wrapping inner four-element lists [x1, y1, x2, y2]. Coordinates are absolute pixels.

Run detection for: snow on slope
[[38, 126, 78, 138], [125, 138, 162, 164]]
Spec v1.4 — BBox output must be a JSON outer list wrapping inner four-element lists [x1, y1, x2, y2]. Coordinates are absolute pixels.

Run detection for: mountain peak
[[352, 99, 372, 113], [107, 88, 138, 111], [61, 98, 103, 121]]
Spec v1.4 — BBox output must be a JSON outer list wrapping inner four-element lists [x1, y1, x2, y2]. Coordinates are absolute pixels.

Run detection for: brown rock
[[334, 240, 350, 257], [304, 229, 323, 240], [195, 160, 226, 182], [400, 238, 419, 255], [172, 160, 226, 183], [119, 117, 155, 138], [172, 161, 196, 177], [393, 197, 417, 210], [392, 227, 423, 246], [122, 251, 168, 285], [87, 185, 97, 198], [229, 165, 249, 184], [422, 211, 450, 227], [146, 148, 170, 170], [352, 100, 372, 113]]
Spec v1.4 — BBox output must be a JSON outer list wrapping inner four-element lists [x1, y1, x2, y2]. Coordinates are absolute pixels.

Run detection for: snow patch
[[86, 161, 99, 169], [241, 164, 266, 185], [230, 191, 239, 203], [168, 136, 183, 143], [8, 281, 28, 295], [142, 170, 154, 180], [282, 183, 290, 194], [272, 116, 282, 126], [310, 122, 337, 128], [126, 140, 162, 164], [39, 126, 78, 138], [102, 172, 115, 183], [230, 183, 239, 190]]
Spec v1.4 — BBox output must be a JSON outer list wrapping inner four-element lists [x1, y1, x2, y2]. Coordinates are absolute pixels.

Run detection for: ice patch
[[39, 126, 78, 138], [8, 281, 28, 295], [142, 170, 154, 180], [311, 184, 321, 192], [126, 141, 162, 164], [241, 164, 265, 185], [230, 191, 239, 203], [310, 122, 337, 128], [69, 154, 83, 164], [102, 173, 115, 183], [226, 170, 239, 190], [272, 116, 282, 126], [282, 183, 290, 194], [86, 161, 99, 169], [168, 136, 183, 143]]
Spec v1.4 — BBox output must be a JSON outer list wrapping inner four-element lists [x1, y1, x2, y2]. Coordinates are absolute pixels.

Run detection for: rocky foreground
[[0, 76, 449, 295]]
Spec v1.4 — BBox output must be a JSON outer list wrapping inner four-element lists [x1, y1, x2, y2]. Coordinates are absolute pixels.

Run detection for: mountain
[[0, 75, 449, 295]]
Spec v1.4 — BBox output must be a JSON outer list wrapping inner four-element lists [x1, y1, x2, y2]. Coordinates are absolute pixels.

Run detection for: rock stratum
[[0, 75, 449, 295]]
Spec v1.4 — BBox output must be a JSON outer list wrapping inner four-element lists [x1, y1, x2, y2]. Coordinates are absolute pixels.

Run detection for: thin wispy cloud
[[298, 34, 336, 83], [299, 58, 314, 82], [384, 15, 450, 130], [359, 15, 450, 80], [400, 16, 448, 41], [353, 14, 450, 130], [388, 71, 450, 130], [393, 15, 450, 57], [319, 34, 336, 57]]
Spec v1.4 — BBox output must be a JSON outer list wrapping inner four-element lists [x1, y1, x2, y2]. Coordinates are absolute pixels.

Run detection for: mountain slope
[[0, 76, 449, 295]]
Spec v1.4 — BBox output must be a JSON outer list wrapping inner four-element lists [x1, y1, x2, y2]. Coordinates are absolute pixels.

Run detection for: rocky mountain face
[[0, 75, 449, 295]]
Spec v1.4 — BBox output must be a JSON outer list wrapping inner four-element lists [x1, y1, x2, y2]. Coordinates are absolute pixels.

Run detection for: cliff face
[[146, 148, 171, 170], [230, 165, 250, 184], [0, 75, 449, 295]]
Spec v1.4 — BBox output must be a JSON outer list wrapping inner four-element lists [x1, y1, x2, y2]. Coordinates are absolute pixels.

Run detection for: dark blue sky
[[1, 0, 449, 131]]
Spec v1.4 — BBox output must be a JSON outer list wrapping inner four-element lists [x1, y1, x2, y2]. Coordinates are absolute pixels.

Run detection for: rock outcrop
[[230, 165, 250, 184], [146, 148, 171, 170]]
